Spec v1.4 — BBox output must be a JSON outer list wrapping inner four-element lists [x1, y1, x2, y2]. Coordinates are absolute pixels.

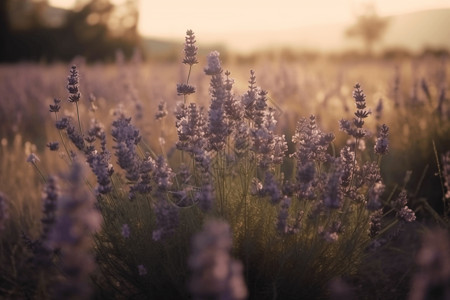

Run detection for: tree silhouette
[[346, 4, 389, 56], [0, 0, 141, 62]]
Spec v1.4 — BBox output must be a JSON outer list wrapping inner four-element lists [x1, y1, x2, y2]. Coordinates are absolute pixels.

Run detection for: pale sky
[[49, 0, 450, 51]]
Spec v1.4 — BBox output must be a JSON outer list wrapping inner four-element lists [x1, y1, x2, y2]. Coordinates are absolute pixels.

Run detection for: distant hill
[[142, 38, 179, 56], [142, 8, 450, 54], [142, 38, 227, 59], [381, 9, 450, 52]]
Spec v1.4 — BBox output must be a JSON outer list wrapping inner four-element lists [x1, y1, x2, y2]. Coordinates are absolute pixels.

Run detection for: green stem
[[186, 65, 192, 85], [32, 162, 46, 184], [75, 102, 83, 134], [58, 130, 72, 162], [376, 218, 398, 237], [432, 140, 447, 215], [54, 112, 72, 162], [182, 65, 193, 105], [348, 137, 359, 192], [413, 164, 429, 198]]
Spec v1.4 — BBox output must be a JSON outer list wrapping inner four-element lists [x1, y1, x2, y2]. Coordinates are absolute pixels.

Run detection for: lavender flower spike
[[183, 29, 198, 66], [48, 161, 101, 299], [41, 176, 58, 241], [392, 190, 416, 222], [155, 100, 168, 120], [367, 181, 385, 211], [188, 219, 247, 300], [204, 51, 223, 75], [374, 124, 389, 155], [67, 65, 81, 103]]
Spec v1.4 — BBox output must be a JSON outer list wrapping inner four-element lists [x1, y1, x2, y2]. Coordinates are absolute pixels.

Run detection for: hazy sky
[[49, 0, 450, 51]]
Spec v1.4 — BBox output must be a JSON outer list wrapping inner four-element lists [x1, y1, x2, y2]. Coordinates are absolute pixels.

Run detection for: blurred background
[[1, 0, 450, 62]]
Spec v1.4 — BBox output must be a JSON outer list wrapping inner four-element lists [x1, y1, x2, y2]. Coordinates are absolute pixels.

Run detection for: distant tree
[[346, 4, 389, 55], [0, 0, 141, 62]]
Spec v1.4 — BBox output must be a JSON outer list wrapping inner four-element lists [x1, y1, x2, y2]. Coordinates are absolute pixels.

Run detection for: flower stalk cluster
[[23, 31, 424, 299]]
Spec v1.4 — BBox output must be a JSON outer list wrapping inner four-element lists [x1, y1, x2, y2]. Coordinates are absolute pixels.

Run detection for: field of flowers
[[0, 31, 449, 299]]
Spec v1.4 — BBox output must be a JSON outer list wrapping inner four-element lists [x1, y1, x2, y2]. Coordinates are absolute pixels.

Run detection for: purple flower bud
[[204, 51, 222, 75]]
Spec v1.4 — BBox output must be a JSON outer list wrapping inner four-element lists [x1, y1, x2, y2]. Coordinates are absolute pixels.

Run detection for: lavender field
[[0, 30, 450, 299]]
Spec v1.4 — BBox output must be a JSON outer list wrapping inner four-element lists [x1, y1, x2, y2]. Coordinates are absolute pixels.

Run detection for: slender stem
[[186, 65, 193, 85], [432, 140, 447, 214], [330, 142, 336, 158], [413, 164, 429, 198], [376, 218, 398, 238], [138, 139, 157, 159], [75, 102, 83, 134], [54, 112, 72, 162], [32, 162, 47, 184], [348, 137, 359, 192], [182, 65, 194, 105]]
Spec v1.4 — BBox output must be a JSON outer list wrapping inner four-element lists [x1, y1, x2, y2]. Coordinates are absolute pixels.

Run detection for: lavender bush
[[0, 30, 449, 299]]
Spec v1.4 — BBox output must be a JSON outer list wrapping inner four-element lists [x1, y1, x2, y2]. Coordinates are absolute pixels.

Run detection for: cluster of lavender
[[338, 84, 384, 207], [47, 161, 101, 299], [110, 108, 181, 240], [22, 30, 433, 299], [276, 196, 303, 234], [50, 66, 115, 196], [20, 176, 59, 288], [172, 30, 417, 246], [175, 34, 289, 219], [176, 35, 287, 169], [111, 113, 141, 182], [292, 115, 335, 200], [85, 119, 114, 195], [21, 162, 100, 299]]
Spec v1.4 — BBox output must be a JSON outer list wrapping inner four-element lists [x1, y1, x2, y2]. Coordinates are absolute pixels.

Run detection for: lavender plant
[[3, 30, 449, 300]]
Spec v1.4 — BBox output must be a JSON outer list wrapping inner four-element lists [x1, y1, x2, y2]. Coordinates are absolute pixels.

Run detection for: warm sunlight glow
[[49, 0, 450, 52]]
